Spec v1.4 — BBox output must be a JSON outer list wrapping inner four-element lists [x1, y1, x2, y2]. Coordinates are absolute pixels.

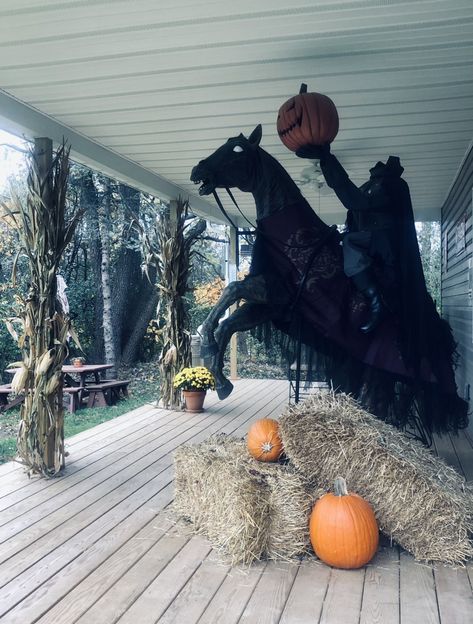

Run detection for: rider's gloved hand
[[295, 143, 331, 160]]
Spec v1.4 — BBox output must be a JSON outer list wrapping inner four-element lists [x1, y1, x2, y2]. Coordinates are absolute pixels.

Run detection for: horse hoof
[[200, 342, 218, 358], [217, 380, 234, 400]]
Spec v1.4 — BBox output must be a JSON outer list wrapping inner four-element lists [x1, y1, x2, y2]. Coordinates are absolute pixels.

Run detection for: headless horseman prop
[[297, 144, 447, 378], [191, 125, 468, 437]]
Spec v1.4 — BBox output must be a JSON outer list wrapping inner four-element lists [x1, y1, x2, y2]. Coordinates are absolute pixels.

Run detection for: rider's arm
[[319, 153, 370, 212], [296, 144, 369, 212]]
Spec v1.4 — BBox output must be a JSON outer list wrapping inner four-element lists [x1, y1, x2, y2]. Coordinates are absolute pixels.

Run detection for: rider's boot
[[352, 270, 386, 334]]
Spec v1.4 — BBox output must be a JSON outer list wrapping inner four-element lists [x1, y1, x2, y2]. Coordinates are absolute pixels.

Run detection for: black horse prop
[[190, 125, 468, 438]]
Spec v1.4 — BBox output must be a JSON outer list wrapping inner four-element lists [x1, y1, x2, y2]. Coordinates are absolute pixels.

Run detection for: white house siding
[[441, 145, 473, 434]]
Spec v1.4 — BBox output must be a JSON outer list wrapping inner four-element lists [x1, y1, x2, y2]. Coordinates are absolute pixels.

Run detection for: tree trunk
[[97, 182, 116, 377], [80, 172, 104, 362], [120, 286, 160, 365]]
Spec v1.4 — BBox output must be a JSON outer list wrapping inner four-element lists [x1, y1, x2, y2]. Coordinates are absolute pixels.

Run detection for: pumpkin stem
[[299, 83, 308, 94], [333, 476, 348, 497]]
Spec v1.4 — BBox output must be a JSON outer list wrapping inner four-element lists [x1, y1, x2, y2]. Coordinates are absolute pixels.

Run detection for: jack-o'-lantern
[[277, 83, 339, 152]]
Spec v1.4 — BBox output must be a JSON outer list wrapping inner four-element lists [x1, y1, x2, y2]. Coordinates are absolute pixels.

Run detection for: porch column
[[229, 226, 239, 380]]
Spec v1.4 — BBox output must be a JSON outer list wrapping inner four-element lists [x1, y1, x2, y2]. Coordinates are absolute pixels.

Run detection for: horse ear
[[248, 124, 262, 146]]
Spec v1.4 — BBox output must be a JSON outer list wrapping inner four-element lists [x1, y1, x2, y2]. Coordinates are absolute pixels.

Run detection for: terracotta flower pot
[[183, 390, 206, 413]]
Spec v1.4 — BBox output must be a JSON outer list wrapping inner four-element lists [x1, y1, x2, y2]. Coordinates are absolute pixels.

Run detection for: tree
[[416, 221, 441, 309], [97, 177, 116, 377]]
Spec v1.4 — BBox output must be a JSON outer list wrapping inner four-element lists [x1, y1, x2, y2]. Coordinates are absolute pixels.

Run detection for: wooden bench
[[0, 384, 24, 411], [63, 386, 89, 414], [86, 380, 130, 408]]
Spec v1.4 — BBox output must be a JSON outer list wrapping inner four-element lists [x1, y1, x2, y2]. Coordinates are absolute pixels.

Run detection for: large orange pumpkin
[[247, 418, 283, 462], [277, 83, 339, 152], [309, 477, 379, 569]]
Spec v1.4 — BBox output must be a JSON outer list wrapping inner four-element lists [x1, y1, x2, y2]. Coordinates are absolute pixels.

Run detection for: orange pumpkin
[[309, 477, 379, 569], [277, 83, 339, 152], [247, 418, 283, 462]]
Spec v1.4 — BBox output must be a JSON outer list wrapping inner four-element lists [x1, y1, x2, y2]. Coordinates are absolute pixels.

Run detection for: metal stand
[[288, 320, 329, 403]]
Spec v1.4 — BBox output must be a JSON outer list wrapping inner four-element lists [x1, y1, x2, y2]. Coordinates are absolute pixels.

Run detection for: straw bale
[[279, 392, 473, 565], [174, 434, 319, 564]]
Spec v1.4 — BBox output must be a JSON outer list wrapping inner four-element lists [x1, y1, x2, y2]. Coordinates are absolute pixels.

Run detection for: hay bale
[[279, 392, 473, 565], [174, 434, 319, 564]]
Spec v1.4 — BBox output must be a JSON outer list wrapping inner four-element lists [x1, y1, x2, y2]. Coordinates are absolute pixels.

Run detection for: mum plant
[[173, 366, 215, 392]]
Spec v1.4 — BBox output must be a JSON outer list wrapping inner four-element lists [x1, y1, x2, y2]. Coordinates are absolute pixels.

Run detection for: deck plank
[[35, 514, 186, 624], [399, 551, 440, 624], [71, 524, 194, 624], [0, 384, 247, 511], [0, 413, 200, 533], [359, 545, 400, 624], [0, 405, 176, 508], [0, 380, 267, 533], [1, 380, 472, 624], [116, 535, 213, 624], [0, 380, 271, 563], [237, 560, 299, 624], [434, 564, 473, 624], [279, 559, 330, 624], [0, 380, 287, 623], [0, 403, 158, 498], [319, 567, 365, 624], [198, 564, 266, 624], [156, 550, 230, 624]]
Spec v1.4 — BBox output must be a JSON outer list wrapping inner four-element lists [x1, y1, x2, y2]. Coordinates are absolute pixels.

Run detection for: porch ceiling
[[0, 0, 472, 225]]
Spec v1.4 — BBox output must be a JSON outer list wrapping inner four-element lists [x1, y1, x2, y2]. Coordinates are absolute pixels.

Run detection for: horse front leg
[[209, 302, 274, 399], [200, 274, 268, 357]]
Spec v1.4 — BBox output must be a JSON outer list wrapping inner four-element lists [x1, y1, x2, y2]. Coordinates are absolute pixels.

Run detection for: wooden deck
[[0, 378, 472, 624]]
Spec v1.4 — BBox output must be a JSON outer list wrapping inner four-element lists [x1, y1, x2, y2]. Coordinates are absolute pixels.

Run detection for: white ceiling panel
[[0, 0, 472, 224]]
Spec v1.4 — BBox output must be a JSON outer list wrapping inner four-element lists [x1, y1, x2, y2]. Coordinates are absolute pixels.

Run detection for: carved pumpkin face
[[277, 83, 339, 152]]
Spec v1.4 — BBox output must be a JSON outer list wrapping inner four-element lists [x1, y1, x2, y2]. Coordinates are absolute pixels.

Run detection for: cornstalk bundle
[[138, 197, 205, 408], [2, 140, 82, 476]]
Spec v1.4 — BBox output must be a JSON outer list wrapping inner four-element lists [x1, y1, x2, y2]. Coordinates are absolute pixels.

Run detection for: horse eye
[[233, 145, 244, 153]]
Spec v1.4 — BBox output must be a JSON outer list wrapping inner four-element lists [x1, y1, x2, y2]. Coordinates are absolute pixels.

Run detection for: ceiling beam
[[0, 88, 224, 222]]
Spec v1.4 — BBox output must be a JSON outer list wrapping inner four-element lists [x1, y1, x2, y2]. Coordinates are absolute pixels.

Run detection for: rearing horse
[[190, 125, 468, 437]]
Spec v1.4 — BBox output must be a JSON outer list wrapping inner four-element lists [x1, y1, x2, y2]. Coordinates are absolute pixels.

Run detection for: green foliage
[[0, 284, 21, 382], [416, 221, 441, 309], [0, 437, 16, 462], [139, 319, 161, 361], [63, 274, 97, 357]]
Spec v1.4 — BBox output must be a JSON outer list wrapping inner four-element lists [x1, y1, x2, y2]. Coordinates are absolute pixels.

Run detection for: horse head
[[190, 125, 262, 195]]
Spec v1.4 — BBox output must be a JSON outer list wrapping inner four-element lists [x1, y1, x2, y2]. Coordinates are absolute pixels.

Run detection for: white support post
[[228, 226, 239, 380]]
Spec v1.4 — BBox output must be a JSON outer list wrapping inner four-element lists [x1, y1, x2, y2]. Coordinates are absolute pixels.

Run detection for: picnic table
[[0, 384, 24, 412], [5, 364, 129, 413], [62, 363, 114, 386]]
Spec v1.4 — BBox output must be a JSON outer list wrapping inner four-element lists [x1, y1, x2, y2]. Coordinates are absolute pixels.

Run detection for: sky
[[0, 129, 29, 194]]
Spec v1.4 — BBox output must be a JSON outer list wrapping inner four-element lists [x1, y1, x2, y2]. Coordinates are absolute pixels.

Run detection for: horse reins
[[212, 188, 256, 231]]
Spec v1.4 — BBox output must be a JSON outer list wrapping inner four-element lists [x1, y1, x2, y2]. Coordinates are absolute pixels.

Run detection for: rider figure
[[297, 144, 407, 333]]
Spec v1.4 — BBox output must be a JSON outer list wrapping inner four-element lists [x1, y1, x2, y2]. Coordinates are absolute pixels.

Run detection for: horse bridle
[[212, 188, 256, 231]]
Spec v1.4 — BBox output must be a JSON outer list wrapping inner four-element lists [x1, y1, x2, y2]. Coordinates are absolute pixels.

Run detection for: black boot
[[352, 271, 386, 334]]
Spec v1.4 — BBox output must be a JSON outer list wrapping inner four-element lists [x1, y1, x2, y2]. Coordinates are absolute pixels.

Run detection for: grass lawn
[[0, 360, 160, 465], [0, 390, 156, 464]]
